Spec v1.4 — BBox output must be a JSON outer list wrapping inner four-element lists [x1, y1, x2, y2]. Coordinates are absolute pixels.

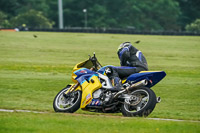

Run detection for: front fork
[[63, 83, 80, 97]]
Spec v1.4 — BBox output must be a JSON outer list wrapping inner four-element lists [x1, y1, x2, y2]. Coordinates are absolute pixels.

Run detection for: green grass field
[[0, 31, 200, 132]]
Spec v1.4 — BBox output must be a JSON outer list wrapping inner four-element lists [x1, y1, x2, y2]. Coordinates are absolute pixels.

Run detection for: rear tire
[[121, 87, 157, 117], [53, 85, 82, 113]]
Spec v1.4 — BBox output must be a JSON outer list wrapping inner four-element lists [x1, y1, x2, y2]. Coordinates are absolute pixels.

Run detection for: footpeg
[[156, 96, 161, 103]]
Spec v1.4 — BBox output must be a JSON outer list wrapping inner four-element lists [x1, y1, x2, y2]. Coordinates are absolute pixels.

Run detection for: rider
[[105, 42, 148, 89]]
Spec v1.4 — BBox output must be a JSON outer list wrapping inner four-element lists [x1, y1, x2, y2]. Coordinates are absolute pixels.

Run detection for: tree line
[[0, 0, 200, 32]]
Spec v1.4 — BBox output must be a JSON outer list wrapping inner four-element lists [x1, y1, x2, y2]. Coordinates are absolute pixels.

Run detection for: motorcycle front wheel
[[53, 85, 82, 113], [121, 87, 157, 117]]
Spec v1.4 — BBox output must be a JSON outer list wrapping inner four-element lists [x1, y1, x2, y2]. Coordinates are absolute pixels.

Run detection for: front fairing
[[73, 68, 102, 108], [71, 58, 102, 83], [70, 55, 103, 108], [73, 68, 97, 85], [71, 59, 94, 83]]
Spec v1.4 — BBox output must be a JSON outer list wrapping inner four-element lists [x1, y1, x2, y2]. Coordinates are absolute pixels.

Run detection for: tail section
[[125, 71, 166, 88]]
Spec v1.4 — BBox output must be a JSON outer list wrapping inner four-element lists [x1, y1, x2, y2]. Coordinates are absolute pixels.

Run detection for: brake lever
[[88, 55, 91, 59]]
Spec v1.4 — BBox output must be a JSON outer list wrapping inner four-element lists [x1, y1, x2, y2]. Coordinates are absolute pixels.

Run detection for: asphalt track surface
[[0, 109, 199, 123]]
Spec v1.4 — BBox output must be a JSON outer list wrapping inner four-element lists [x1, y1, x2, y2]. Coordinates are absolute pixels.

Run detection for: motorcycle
[[53, 53, 166, 117]]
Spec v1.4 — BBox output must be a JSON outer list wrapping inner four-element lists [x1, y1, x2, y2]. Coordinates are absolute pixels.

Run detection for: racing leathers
[[105, 43, 148, 89]]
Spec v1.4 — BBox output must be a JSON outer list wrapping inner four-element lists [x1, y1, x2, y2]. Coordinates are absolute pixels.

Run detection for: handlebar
[[88, 52, 102, 71]]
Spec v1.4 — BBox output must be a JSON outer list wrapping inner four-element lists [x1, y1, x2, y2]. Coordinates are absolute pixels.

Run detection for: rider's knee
[[105, 67, 113, 76]]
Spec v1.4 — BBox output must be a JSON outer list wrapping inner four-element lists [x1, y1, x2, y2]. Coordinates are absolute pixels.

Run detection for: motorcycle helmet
[[117, 42, 132, 58], [117, 42, 131, 52]]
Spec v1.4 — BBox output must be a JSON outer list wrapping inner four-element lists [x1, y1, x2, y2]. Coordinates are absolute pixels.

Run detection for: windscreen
[[76, 60, 93, 69]]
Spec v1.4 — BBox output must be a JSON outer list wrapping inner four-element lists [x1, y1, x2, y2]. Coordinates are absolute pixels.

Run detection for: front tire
[[121, 87, 157, 117], [53, 85, 82, 113]]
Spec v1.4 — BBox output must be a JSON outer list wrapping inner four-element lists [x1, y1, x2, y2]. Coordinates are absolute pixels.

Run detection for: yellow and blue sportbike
[[53, 53, 166, 117]]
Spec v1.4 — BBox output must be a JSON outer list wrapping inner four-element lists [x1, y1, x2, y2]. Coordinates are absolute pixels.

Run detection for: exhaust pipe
[[114, 79, 148, 99], [127, 79, 148, 91], [156, 96, 161, 103]]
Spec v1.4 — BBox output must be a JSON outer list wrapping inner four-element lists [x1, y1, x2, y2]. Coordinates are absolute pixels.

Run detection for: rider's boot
[[112, 77, 123, 90]]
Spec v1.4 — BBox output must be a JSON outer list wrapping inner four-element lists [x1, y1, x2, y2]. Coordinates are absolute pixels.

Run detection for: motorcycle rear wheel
[[53, 85, 82, 113], [121, 87, 157, 117]]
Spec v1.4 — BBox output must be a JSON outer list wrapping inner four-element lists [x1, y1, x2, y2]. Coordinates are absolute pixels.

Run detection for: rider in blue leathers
[[105, 42, 148, 89]]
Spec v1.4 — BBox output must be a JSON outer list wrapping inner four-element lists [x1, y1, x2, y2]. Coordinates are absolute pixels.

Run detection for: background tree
[[0, 0, 199, 31], [103, 0, 180, 30], [10, 9, 54, 28], [0, 11, 11, 28], [176, 0, 200, 30], [185, 19, 200, 32]]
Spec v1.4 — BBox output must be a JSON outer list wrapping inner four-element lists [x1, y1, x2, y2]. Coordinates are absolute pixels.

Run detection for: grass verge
[[0, 112, 199, 133], [0, 31, 200, 121]]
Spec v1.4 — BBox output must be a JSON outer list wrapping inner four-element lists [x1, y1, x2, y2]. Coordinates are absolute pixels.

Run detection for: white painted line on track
[[0, 108, 199, 123], [147, 118, 193, 122], [0, 109, 47, 114], [0, 109, 14, 112]]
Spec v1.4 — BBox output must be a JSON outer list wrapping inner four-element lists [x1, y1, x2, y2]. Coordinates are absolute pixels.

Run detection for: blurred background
[[0, 0, 200, 32]]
